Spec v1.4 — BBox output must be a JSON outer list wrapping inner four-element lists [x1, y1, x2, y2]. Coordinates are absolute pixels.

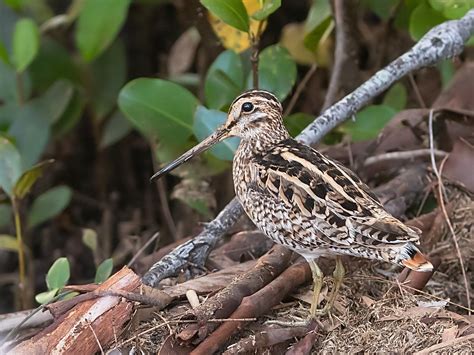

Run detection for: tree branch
[[142, 10, 474, 287]]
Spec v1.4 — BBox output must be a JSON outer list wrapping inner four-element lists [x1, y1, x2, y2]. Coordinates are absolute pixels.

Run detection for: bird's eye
[[242, 102, 254, 113]]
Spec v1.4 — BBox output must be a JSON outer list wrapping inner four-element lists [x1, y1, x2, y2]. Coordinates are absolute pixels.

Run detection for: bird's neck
[[238, 125, 290, 156]]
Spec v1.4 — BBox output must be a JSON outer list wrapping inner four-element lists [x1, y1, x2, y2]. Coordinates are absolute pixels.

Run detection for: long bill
[[150, 127, 230, 181]]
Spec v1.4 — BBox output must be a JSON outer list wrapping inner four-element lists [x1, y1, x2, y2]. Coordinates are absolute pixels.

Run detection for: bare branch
[[142, 10, 474, 287]]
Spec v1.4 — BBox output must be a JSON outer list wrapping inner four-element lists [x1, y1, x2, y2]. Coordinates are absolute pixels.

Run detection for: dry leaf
[[208, 0, 266, 53], [441, 325, 459, 342], [168, 27, 201, 75]]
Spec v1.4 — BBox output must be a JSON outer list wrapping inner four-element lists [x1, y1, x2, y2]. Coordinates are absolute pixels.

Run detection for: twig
[[127, 232, 160, 267], [437, 158, 471, 313], [322, 0, 359, 110], [142, 11, 474, 287], [363, 148, 448, 167], [408, 73, 427, 108], [87, 321, 105, 355], [191, 262, 311, 354], [428, 110, 471, 313], [150, 145, 177, 240], [250, 20, 265, 89], [284, 64, 317, 117], [119, 318, 257, 347], [414, 333, 474, 355]]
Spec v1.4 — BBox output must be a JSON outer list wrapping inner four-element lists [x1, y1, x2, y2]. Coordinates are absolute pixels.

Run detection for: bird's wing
[[250, 139, 420, 248]]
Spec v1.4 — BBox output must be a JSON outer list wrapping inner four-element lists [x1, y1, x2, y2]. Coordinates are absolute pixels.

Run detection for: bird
[[151, 90, 433, 318]]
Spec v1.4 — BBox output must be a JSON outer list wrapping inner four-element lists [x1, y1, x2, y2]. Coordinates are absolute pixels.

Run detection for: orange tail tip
[[402, 251, 433, 272]]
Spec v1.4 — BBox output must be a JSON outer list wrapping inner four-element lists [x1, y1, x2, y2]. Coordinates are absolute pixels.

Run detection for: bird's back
[[233, 137, 432, 271]]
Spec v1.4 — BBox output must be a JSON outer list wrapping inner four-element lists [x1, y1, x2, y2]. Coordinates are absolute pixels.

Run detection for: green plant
[[35, 256, 113, 304]]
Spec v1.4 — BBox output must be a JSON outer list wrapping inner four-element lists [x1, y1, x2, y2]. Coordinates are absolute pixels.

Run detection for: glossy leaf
[[205, 50, 244, 109], [13, 159, 54, 199], [429, 0, 473, 19], [0, 204, 12, 228], [284, 112, 314, 137], [0, 234, 18, 252], [201, 0, 249, 32], [12, 18, 40, 72], [75, 0, 131, 61], [194, 106, 239, 160], [46, 257, 70, 290], [82, 228, 97, 252], [35, 288, 59, 304], [251, 0, 281, 20], [89, 40, 127, 120], [250, 45, 297, 101], [0, 137, 22, 197], [208, 0, 267, 53], [382, 83, 407, 111], [409, 2, 446, 40], [118, 78, 198, 148], [342, 105, 396, 141], [100, 111, 132, 149], [27, 185, 72, 228], [95, 258, 113, 284], [304, 0, 332, 51]]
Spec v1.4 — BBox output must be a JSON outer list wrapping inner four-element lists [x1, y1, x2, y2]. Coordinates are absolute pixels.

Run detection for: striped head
[[225, 90, 286, 140], [150, 90, 288, 180]]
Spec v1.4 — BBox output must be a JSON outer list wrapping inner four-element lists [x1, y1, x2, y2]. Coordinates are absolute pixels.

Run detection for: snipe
[[152, 90, 433, 318]]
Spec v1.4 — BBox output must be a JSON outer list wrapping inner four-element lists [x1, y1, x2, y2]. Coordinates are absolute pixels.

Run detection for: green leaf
[[89, 40, 127, 120], [12, 18, 40, 72], [53, 90, 85, 138], [46, 257, 70, 290], [27, 185, 72, 228], [13, 159, 54, 199], [75, 0, 131, 61], [118, 78, 198, 149], [438, 59, 455, 88], [0, 204, 12, 228], [0, 60, 32, 104], [429, 0, 473, 19], [0, 136, 22, 197], [382, 83, 407, 111], [4, 0, 25, 11], [250, 45, 297, 101], [342, 105, 397, 141], [304, 0, 332, 51], [82, 228, 97, 252], [95, 258, 113, 284], [35, 288, 59, 304], [409, 2, 446, 40], [205, 50, 244, 110], [99, 111, 132, 149], [0, 234, 18, 252], [251, 0, 281, 20], [194, 106, 239, 161], [0, 41, 9, 64], [31, 80, 75, 125], [201, 0, 249, 32], [284, 112, 314, 137], [29, 38, 80, 92]]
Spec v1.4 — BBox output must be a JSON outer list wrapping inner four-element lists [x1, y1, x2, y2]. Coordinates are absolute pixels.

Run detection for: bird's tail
[[399, 243, 433, 272]]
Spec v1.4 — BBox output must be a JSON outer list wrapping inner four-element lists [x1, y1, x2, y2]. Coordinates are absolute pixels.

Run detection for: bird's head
[[150, 90, 285, 180]]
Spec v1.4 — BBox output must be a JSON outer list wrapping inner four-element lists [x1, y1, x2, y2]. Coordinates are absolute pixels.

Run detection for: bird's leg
[[320, 256, 345, 314], [308, 259, 324, 318]]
